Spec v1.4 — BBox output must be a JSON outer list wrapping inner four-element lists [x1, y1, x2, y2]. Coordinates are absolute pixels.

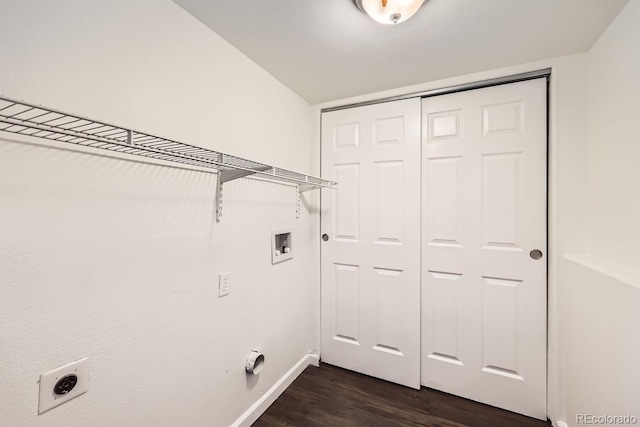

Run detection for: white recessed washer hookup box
[[272, 227, 293, 264]]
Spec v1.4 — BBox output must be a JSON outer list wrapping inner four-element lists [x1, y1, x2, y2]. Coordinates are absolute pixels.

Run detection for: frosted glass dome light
[[354, 0, 426, 25]]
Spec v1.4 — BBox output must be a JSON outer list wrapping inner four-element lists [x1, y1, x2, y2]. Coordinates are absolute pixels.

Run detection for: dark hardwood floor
[[254, 364, 551, 427]]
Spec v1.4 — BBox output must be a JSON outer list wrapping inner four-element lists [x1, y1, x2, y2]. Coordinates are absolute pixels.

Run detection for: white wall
[[314, 53, 591, 426], [559, 2, 640, 426], [561, 255, 640, 427], [0, 1, 316, 426], [588, 0, 640, 271]]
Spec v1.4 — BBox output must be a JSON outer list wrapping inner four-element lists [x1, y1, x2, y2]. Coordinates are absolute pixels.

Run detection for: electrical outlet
[[219, 272, 231, 297], [38, 357, 88, 414]]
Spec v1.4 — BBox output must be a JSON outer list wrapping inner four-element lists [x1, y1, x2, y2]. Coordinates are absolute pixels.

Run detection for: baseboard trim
[[231, 353, 319, 427]]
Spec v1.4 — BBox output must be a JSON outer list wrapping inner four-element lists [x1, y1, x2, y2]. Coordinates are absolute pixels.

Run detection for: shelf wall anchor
[[296, 185, 301, 219], [215, 167, 270, 223]]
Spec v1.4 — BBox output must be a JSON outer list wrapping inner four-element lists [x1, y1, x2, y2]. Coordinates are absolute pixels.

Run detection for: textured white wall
[[0, 1, 315, 426], [588, 0, 640, 270], [561, 255, 640, 427], [558, 2, 640, 425]]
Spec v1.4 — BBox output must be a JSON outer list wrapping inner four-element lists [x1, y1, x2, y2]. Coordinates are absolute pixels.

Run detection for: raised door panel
[[374, 116, 404, 146], [333, 263, 360, 345], [481, 276, 523, 380], [425, 271, 463, 366], [373, 267, 404, 356], [426, 157, 462, 248], [482, 102, 523, 137], [334, 164, 360, 242], [481, 153, 522, 251], [374, 161, 404, 245], [334, 122, 360, 149]]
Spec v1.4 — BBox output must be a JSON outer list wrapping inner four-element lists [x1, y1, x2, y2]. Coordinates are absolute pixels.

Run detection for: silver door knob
[[530, 249, 543, 260], [322, 234, 329, 242]]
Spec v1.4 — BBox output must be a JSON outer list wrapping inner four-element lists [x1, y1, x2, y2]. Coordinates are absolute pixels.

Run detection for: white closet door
[[421, 79, 547, 419], [321, 99, 421, 389]]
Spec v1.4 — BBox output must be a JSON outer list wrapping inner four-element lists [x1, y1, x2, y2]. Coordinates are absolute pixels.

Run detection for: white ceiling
[[174, 0, 629, 104]]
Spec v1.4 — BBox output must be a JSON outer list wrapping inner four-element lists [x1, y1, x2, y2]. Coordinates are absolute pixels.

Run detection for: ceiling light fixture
[[354, 0, 425, 25]]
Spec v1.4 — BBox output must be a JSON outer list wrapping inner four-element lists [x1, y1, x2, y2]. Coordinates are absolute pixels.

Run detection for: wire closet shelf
[[0, 96, 336, 219]]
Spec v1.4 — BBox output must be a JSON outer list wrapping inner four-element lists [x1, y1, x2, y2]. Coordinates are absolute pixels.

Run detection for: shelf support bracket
[[296, 185, 301, 219], [219, 169, 259, 184], [215, 168, 267, 222], [215, 176, 224, 222]]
